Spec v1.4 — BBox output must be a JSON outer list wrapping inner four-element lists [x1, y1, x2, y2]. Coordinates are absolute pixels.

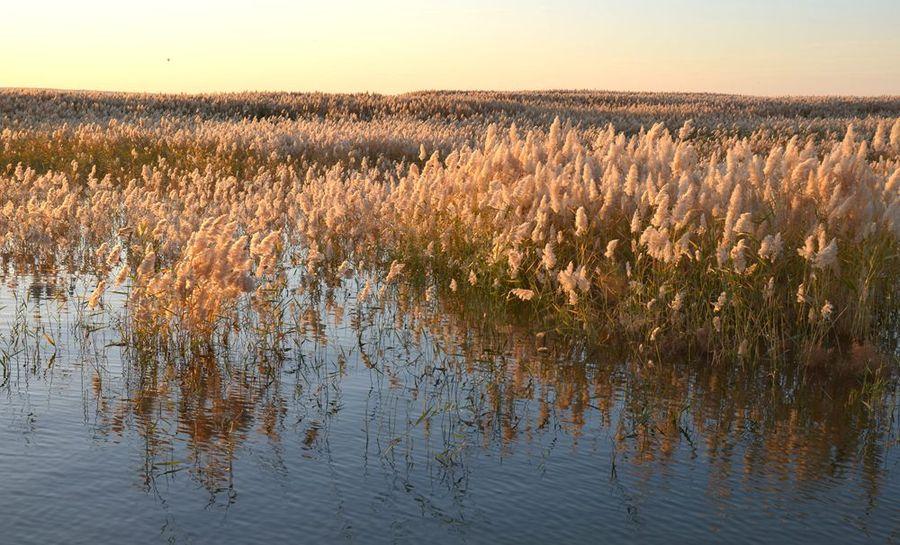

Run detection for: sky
[[2, 0, 899, 96]]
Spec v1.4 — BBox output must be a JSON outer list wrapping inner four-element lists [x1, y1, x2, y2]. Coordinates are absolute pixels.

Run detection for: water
[[0, 272, 897, 544]]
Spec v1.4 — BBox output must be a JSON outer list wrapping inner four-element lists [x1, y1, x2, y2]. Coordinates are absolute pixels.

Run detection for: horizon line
[[4, 86, 899, 101]]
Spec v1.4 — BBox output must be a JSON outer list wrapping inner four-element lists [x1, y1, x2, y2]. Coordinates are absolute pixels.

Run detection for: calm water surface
[[0, 272, 897, 544]]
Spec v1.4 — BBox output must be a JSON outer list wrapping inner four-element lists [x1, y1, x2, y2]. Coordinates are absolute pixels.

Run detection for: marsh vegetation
[[0, 90, 898, 543]]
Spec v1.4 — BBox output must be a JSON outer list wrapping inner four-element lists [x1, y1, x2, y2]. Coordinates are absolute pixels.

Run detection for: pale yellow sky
[[3, 0, 899, 95]]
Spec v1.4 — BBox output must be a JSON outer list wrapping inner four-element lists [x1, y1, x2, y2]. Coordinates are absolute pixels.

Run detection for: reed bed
[[2, 90, 898, 372]]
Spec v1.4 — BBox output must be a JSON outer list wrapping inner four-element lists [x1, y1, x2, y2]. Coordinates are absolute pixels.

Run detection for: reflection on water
[[0, 272, 897, 544]]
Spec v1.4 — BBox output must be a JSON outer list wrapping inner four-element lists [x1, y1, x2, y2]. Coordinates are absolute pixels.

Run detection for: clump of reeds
[[298, 118, 900, 366]]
